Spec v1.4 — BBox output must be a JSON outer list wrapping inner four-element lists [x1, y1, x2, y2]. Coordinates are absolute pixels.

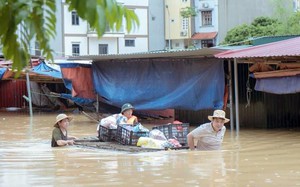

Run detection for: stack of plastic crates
[[152, 123, 189, 145]]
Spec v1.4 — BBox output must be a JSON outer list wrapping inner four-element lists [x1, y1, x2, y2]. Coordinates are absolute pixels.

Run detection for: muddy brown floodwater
[[0, 112, 300, 186]]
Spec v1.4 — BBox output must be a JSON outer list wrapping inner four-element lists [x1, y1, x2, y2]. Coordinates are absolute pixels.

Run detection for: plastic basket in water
[[98, 125, 117, 142], [116, 125, 149, 146], [152, 123, 189, 145]]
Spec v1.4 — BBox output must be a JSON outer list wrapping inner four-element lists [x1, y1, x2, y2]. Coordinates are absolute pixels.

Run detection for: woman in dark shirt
[[51, 114, 77, 147]]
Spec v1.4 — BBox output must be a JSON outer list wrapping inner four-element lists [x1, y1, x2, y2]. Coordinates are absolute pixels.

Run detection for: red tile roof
[[215, 37, 300, 58], [192, 32, 217, 40]]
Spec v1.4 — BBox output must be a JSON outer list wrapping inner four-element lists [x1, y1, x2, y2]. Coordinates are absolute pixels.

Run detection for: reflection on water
[[1, 112, 300, 186]]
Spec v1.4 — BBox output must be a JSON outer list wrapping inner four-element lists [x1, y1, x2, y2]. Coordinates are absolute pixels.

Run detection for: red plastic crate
[[152, 123, 189, 145]]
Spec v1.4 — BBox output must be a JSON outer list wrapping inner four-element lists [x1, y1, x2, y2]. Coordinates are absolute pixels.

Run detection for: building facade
[[164, 0, 295, 50], [164, 0, 194, 50], [192, 0, 219, 48], [61, 0, 150, 57]]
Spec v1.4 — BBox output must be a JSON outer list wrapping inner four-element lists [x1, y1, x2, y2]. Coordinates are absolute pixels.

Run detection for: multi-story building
[[148, 0, 166, 51], [27, 0, 298, 56], [61, 0, 157, 57], [164, 0, 194, 50], [192, 0, 218, 48], [165, 0, 295, 50]]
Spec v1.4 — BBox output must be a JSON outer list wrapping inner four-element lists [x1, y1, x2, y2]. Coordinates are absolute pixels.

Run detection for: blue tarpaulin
[[0, 67, 7, 80], [60, 93, 95, 105], [92, 59, 225, 110], [32, 61, 62, 79], [255, 75, 300, 94]]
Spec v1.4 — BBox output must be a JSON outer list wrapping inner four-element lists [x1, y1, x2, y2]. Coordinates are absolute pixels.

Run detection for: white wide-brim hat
[[54, 114, 73, 127], [208, 110, 230, 123]]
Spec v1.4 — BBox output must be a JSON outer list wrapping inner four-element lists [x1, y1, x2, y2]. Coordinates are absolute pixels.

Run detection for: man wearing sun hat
[[51, 113, 77, 147], [187, 109, 230, 151]]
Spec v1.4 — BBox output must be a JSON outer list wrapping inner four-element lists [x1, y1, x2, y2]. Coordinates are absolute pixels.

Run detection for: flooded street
[[1, 112, 300, 186]]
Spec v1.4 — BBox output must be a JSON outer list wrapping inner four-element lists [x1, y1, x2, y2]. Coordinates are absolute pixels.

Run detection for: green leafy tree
[[222, 0, 298, 46], [222, 17, 281, 45], [222, 24, 255, 45], [250, 17, 281, 37], [281, 11, 300, 35], [0, 0, 139, 76]]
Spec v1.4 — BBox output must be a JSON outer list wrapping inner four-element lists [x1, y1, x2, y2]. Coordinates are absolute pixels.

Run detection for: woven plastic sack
[[149, 129, 167, 141]]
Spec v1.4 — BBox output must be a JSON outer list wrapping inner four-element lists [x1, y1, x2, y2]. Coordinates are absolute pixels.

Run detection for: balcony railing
[[88, 24, 124, 34]]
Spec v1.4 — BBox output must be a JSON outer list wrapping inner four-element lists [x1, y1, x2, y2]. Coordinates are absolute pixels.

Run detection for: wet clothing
[[189, 122, 226, 150], [116, 114, 128, 125], [51, 127, 68, 147]]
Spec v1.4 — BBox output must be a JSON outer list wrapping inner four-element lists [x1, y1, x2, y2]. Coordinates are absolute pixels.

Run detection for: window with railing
[[88, 24, 124, 33], [201, 11, 212, 26]]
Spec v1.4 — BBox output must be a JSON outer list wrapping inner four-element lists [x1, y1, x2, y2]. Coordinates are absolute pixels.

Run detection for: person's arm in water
[[67, 135, 77, 140], [187, 124, 207, 150], [52, 128, 75, 146], [187, 133, 195, 150], [57, 139, 75, 146]]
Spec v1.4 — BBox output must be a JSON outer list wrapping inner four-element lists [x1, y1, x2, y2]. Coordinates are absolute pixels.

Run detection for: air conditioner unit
[[180, 31, 187, 36], [202, 3, 209, 8]]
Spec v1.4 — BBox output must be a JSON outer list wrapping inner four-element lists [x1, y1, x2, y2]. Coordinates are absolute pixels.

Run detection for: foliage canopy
[[222, 12, 300, 45]]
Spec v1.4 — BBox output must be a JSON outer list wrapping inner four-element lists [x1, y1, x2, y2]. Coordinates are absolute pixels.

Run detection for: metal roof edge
[[67, 48, 225, 61]]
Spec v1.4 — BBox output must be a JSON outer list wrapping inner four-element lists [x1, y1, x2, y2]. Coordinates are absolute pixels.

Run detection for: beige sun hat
[[208, 110, 230, 123], [53, 114, 73, 127]]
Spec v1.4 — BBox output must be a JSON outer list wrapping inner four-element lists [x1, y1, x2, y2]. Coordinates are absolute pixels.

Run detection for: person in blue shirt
[[116, 103, 138, 126]]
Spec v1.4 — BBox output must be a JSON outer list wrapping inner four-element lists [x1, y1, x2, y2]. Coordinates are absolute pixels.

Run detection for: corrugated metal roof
[[68, 48, 225, 62], [251, 35, 300, 46], [215, 36, 300, 59]]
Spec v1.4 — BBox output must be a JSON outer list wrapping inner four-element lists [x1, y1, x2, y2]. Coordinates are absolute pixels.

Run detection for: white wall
[[148, 0, 165, 51], [63, 5, 87, 34], [121, 0, 148, 6], [126, 8, 148, 35], [172, 40, 185, 50], [64, 37, 88, 56], [62, 0, 149, 55], [119, 38, 148, 53], [88, 38, 118, 55], [194, 0, 218, 33]]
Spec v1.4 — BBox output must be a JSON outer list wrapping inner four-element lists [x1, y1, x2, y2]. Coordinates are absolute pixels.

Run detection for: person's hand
[[67, 140, 75, 145]]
